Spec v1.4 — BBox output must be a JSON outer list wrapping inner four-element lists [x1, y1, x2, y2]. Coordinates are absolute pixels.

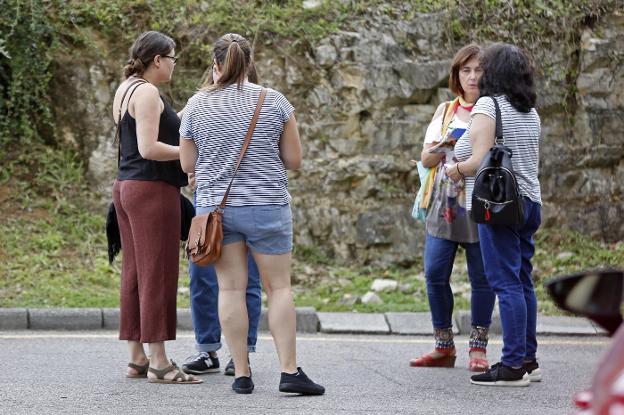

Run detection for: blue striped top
[[180, 82, 295, 207]]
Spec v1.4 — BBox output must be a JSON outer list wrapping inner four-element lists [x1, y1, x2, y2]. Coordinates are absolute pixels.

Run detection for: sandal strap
[[170, 369, 189, 382], [128, 361, 149, 373], [148, 362, 195, 382], [148, 363, 178, 379]]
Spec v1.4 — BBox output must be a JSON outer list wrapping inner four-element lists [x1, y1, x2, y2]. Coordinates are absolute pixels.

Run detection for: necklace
[[458, 96, 474, 111]]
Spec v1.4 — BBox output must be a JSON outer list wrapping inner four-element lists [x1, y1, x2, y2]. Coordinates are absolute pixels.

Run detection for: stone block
[[29, 308, 102, 330], [318, 312, 389, 334], [385, 312, 458, 335], [102, 308, 120, 330], [536, 316, 598, 335], [296, 307, 319, 333], [176, 308, 194, 331], [0, 308, 28, 330], [454, 310, 502, 335]]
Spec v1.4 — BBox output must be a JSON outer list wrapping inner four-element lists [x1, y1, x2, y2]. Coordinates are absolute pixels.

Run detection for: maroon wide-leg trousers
[[112, 179, 180, 343]]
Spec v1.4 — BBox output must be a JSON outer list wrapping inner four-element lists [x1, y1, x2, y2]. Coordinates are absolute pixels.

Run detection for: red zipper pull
[[484, 201, 491, 221]]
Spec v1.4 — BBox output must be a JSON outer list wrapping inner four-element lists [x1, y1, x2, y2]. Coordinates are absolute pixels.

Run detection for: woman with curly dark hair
[[447, 43, 542, 387]]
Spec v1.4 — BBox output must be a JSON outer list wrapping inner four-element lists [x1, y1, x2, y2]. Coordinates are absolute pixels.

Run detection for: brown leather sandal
[[126, 361, 150, 378], [147, 361, 203, 384]]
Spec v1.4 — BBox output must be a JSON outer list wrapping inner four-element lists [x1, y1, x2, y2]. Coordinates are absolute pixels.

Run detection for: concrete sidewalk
[[0, 307, 607, 335]]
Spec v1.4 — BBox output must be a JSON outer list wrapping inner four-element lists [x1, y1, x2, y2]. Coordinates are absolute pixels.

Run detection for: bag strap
[[114, 79, 148, 167], [217, 87, 267, 210], [490, 96, 504, 145]]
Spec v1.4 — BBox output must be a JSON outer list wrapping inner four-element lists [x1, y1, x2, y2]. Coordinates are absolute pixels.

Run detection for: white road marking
[[0, 333, 610, 346]]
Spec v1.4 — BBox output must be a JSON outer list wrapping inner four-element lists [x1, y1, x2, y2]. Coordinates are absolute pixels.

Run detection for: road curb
[[0, 308, 607, 336], [28, 308, 102, 330], [0, 308, 28, 330]]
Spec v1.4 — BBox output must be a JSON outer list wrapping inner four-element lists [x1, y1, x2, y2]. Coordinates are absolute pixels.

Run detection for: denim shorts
[[196, 204, 293, 255]]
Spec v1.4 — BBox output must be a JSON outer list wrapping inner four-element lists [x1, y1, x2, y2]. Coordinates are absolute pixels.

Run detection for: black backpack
[[471, 97, 524, 225]]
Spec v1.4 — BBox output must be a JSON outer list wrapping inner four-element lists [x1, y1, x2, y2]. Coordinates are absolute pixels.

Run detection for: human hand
[[445, 162, 463, 182], [187, 172, 196, 190]]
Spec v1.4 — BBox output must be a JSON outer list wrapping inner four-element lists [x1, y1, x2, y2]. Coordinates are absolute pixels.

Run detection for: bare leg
[[215, 241, 250, 378], [127, 341, 149, 376], [251, 251, 297, 374]]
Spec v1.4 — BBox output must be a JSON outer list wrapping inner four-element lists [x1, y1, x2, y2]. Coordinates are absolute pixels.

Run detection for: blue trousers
[[424, 233, 495, 329], [478, 198, 541, 367], [189, 255, 262, 353]]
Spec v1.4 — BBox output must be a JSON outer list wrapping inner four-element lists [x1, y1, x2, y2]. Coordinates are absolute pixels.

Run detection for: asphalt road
[[0, 331, 608, 414]]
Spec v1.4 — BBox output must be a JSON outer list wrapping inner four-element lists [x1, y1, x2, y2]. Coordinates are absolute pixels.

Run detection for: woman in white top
[[409, 44, 495, 373], [180, 33, 324, 396], [448, 43, 542, 387]]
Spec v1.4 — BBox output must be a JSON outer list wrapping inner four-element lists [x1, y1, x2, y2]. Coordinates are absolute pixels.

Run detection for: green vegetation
[[0, 1, 622, 311], [292, 231, 624, 314], [2, 145, 622, 312], [1, 0, 617, 152]]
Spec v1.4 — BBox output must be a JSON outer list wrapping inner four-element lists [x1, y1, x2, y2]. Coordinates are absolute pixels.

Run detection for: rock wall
[[52, 11, 624, 265]]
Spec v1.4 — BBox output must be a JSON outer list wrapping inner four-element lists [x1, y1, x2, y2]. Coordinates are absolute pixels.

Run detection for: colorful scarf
[[419, 96, 474, 210]]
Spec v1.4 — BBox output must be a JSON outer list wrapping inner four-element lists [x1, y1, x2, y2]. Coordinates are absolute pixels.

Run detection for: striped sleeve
[[472, 97, 496, 121], [272, 89, 295, 123], [179, 96, 196, 139]]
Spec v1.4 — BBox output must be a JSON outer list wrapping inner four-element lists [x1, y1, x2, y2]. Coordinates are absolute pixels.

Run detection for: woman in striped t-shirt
[[180, 33, 324, 396], [448, 43, 542, 387]]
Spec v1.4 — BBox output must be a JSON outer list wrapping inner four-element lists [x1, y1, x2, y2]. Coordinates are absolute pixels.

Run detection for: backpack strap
[[490, 96, 504, 145]]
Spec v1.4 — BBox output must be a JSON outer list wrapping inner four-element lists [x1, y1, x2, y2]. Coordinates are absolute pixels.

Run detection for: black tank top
[[117, 95, 188, 188]]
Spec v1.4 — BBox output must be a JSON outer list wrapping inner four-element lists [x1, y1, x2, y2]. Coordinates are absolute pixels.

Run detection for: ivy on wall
[[0, 0, 618, 160]]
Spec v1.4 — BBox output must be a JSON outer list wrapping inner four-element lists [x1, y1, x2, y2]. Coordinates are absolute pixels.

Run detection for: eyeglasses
[[163, 55, 179, 64]]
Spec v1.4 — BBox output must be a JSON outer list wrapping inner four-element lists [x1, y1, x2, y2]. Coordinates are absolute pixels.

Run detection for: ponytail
[[201, 33, 255, 92]]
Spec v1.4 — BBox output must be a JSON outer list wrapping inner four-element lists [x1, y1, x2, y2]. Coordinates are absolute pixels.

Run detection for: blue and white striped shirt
[[180, 82, 295, 207], [454, 95, 542, 211]]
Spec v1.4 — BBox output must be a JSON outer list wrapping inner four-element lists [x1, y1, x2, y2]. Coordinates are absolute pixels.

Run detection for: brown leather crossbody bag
[[186, 87, 267, 266]]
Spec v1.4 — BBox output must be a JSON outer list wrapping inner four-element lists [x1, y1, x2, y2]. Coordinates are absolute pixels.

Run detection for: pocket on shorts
[[253, 205, 292, 233]]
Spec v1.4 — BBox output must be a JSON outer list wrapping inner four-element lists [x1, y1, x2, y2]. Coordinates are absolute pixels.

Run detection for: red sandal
[[409, 348, 456, 368], [468, 351, 489, 372]]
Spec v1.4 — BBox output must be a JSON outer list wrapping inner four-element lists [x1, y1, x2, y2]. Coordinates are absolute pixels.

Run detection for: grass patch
[[291, 229, 624, 315], [1, 147, 622, 313]]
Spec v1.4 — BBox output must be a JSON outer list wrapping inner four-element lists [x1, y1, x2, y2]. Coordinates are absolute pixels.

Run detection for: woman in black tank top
[[111, 31, 199, 385]]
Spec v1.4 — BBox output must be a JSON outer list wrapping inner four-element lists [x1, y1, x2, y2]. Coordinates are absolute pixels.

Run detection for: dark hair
[[201, 33, 258, 91], [479, 43, 536, 112], [448, 43, 483, 97], [123, 31, 176, 78]]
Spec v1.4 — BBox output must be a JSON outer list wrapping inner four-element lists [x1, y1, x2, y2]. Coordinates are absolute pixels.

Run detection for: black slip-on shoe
[[232, 376, 254, 394], [470, 362, 530, 387], [279, 367, 325, 395], [182, 352, 220, 374], [523, 359, 542, 382]]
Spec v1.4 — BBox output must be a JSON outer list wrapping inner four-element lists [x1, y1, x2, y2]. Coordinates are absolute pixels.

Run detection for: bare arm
[[446, 113, 495, 182], [419, 103, 446, 168], [133, 84, 180, 161], [180, 137, 198, 174], [279, 114, 302, 170]]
